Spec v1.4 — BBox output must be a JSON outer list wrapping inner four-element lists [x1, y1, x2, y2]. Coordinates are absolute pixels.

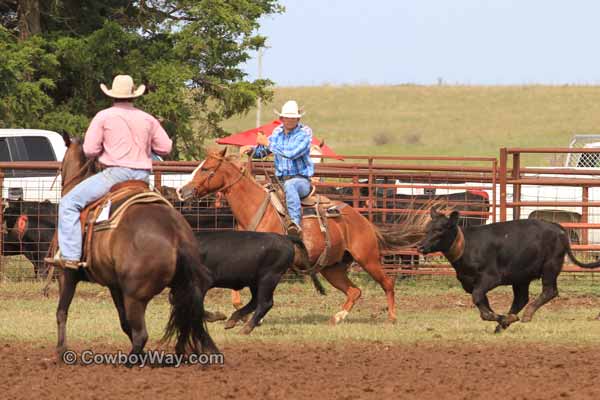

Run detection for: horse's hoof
[[224, 319, 238, 329], [330, 310, 349, 325], [494, 324, 505, 334], [204, 311, 227, 323]]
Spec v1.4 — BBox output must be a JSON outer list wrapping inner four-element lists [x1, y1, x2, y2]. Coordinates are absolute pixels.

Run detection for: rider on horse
[[53, 75, 172, 269], [240, 100, 314, 237]]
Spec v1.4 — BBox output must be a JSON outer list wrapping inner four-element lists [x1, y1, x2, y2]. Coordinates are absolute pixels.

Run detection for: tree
[[0, 0, 282, 159]]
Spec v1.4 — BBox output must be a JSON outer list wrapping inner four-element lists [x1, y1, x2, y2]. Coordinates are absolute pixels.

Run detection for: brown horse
[[54, 134, 218, 361], [177, 147, 408, 324]]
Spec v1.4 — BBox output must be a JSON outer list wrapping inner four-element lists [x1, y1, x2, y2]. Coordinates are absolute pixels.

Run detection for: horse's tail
[[375, 199, 446, 250], [161, 241, 219, 355], [375, 224, 425, 251], [288, 235, 326, 296]]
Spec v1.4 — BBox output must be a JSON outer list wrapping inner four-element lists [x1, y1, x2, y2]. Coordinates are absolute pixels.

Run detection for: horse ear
[[448, 210, 460, 226], [319, 139, 325, 148], [219, 147, 227, 157], [61, 131, 71, 147]]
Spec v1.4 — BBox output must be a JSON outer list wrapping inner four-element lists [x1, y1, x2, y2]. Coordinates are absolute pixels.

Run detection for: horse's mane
[[62, 138, 101, 188]]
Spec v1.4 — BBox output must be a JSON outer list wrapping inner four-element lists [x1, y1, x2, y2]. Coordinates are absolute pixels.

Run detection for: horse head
[[60, 132, 97, 195], [177, 147, 244, 201]]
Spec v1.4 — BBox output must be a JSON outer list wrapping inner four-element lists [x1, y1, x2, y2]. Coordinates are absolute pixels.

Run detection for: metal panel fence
[[0, 147, 599, 280]]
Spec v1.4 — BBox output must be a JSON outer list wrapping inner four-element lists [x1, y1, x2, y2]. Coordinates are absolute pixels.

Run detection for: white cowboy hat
[[100, 75, 146, 99], [274, 100, 304, 118]]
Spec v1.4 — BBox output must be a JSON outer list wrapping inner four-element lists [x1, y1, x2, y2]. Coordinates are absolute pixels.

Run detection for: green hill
[[220, 85, 600, 162]]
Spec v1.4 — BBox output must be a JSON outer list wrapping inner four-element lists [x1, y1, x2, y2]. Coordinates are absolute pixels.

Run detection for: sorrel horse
[[177, 147, 410, 324], [54, 134, 218, 360]]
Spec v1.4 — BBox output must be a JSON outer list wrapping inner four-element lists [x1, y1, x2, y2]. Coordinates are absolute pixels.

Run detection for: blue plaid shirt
[[252, 123, 314, 178]]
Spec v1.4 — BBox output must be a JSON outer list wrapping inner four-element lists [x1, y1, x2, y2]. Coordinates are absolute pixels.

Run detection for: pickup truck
[[0, 129, 67, 202], [0, 129, 191, 203]]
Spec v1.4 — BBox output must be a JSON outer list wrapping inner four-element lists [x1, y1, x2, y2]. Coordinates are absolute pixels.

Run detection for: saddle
[[263, 183, 346, 270], [79, 180, 174, 269], [268, 184, 341, 218]]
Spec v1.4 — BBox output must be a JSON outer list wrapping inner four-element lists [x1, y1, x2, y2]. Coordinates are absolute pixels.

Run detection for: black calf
[[3, 200, 57, 278], [418, 209, 600, 333], [196, 231, 301, 334]]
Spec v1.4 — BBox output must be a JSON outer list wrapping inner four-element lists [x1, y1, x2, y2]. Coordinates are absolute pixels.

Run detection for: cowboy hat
[[274, 100, 305, 118], [100, 75, 146, 99]]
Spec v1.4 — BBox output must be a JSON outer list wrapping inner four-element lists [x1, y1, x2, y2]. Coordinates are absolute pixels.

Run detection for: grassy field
[[220, 85, 600, 161], [3, 274, 600, 347]]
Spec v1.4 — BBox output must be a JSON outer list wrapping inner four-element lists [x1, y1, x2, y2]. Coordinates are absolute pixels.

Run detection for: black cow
[[3, 200, 57, 278], [196, 231, 305, 334], [417, 208, 600, 333]]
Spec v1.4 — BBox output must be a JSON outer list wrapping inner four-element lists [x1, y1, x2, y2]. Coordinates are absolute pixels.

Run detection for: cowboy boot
[[287, 221, 303, 238]]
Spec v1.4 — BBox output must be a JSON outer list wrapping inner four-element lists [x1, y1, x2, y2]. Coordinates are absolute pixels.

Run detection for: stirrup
[[287, 222, 303, 238], [44, 251, 86, 269]]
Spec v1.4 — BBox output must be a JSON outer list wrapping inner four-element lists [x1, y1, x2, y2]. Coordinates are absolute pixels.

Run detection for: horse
[[177, 147, 416, 324], [53, 133, 218, 361]]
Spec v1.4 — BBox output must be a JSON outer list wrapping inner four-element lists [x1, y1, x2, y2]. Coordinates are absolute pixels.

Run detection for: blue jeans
[[58, 167, 150, 261], [283, 177, 311, 225]]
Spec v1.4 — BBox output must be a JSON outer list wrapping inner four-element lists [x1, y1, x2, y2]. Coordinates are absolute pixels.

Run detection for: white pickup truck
[[0, 129, 191, 203], [0, 129, 66, 202]]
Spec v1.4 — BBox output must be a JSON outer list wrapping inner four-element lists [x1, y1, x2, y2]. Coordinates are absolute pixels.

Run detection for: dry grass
[[3, 275, 600, 347], [220, 85, 600, 161]]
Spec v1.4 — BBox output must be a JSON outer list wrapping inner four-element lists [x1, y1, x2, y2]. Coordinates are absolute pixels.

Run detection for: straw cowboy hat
[[274, 100, 305, 118], [100, 75, 146, 99]]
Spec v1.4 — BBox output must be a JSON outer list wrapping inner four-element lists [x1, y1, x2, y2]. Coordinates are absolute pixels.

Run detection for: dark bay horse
[[54, 134, 218, 360], [177, 148, 414, 324]]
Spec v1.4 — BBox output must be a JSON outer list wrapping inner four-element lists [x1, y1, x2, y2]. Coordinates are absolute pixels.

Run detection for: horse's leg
[[349, 249, 396, 322], [231, 289, 250, 322], [123, 295, 149, 357], [320, 262, 362, 324], [109, 287, 132, 340], [56, 268, 80, 360], [225, 287, 257, 329], [240, 276, 278, 335], [231, 290, 243, 310]]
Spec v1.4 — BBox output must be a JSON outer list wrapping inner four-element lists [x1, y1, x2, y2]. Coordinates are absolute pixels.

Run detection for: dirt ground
[[2, 342, 599, 400]]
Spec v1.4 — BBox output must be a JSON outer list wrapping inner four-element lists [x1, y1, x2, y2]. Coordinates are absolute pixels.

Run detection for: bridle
[[188, 155, 247, 199]]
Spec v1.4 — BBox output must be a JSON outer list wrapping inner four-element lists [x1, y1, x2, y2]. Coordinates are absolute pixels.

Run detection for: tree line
[[0, 0, 281, 159]]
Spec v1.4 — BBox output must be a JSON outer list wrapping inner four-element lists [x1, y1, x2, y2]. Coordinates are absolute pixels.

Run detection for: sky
[[243, 0, 600, 86]]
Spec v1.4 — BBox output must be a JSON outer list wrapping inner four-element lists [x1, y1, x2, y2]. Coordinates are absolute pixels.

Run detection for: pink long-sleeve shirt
[[83, 102, 172, 170]]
